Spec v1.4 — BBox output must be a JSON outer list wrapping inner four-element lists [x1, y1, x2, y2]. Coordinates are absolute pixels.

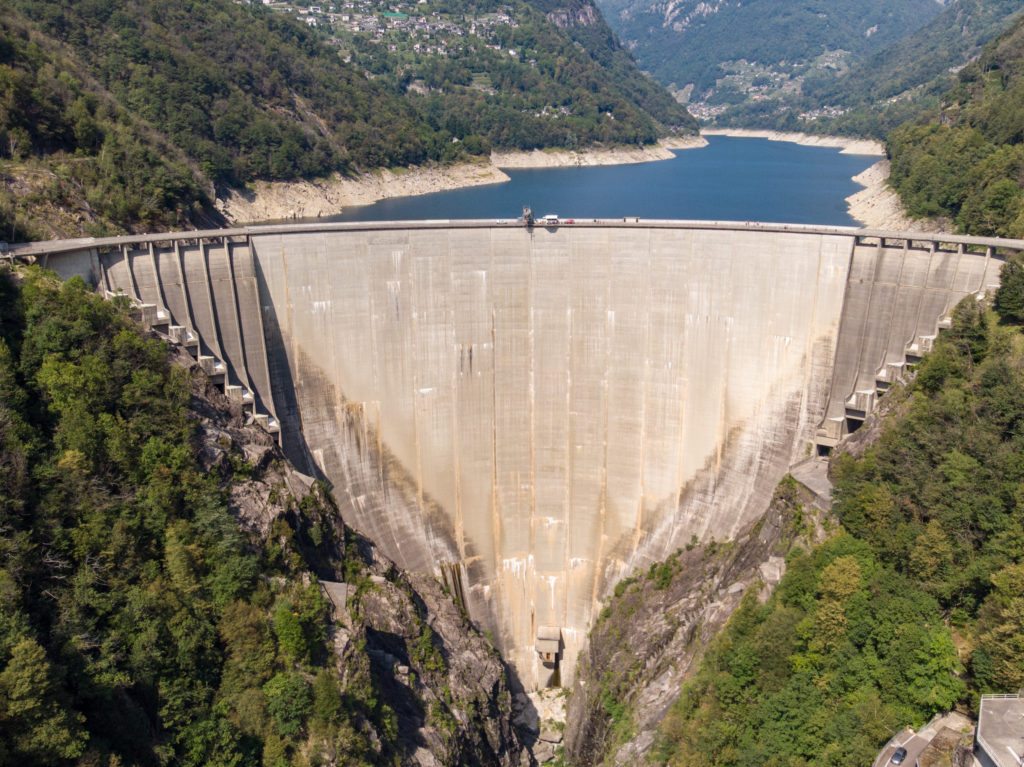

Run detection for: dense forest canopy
[[345, 0, 695, 151], [0, 267, 513, 767], [650, 273, 1024, 765], [886, 14, 1024, 238], [0, 267, 373, 765]]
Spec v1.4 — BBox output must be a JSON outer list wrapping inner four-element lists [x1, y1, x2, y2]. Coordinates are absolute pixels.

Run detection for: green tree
[[273, 600, 308, 662], [973, 563, 1024, 690], [994, 259, 1024, 324], [263, 672, 312, 738], [0, 637, 87, 764]]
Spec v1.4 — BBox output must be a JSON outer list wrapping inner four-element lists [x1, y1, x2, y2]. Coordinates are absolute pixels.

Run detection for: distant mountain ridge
[[595, 0, 943, 95], [746, 0, 1024, 137], [599, 0, 1022, 138]]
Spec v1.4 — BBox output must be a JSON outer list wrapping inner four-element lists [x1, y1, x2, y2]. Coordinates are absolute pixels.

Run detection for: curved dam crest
[[22, 220, 1013, 690]]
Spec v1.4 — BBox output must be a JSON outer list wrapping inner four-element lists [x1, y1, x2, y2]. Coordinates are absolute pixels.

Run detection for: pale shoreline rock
[[216, 162, 511, 224], [216, 138, 708, 224], [702, 127, 885, 156], [845, 159, 951, 233], [491, 136, 708, 168]]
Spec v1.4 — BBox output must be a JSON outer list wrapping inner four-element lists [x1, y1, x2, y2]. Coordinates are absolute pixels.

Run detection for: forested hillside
[[710, 0, 1023, 137], [798, 0, 1024, 137], [648, 277, 1024, 765], [345, 0, 694, 150], [885, 14, 1024, 238], [0, 267, 524, 767], [0, 0, 693, 240], [0, 11, 210, 239], [611, 0, 1021, 139]]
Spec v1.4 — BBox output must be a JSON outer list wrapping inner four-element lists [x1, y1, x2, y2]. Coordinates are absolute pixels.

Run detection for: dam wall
[[19, 221, 1017, 690]]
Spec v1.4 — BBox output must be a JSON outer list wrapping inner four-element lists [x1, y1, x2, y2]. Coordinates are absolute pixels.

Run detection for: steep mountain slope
[[0, 0, 694, 240], [0, 10, 214, 239], [806, 0, 1024, 115], [0, 267, 527, 767], [567, 285, 1024, 766], [648, 291, 1024, 766], [886, 13, 1024, 236], [344, 0, 696, 150], [603, 0, 1021, 137], [594, 0, 942, 102], [720, 0, 1024, 136]]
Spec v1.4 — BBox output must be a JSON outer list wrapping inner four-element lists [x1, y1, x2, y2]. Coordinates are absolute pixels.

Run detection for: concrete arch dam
[[23, 220, 1018, 690]]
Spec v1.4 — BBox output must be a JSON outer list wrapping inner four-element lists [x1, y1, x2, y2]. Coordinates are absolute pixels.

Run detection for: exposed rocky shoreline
[[845, 159, 951, 233], [491, 136, 707, 168], [701, 127, 885, 156], [215, 138, 708, 224], [215, 161, 511, 223]]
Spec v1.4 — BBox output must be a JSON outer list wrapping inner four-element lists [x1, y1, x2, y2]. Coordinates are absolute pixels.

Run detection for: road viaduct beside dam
[[12, 219, 1021, 690]]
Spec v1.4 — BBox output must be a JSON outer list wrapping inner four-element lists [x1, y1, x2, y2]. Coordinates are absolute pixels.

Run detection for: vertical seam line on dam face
[[857, 241, 886, 388], [979, 246, 992, 293], [888, 239, 913, 352], [246, 236, 280, 423], [488, 229, 503, 633], [949, 244, 964, 315], [817, 235, 859, 425], [880, 240, 910, 367], [844, 241, 873, 401], [225, 240, 253, 392], [590, 227, 612, 611], [528, 227, 537, 641], [125, 245, 142, 301], [453, 231, 466, 569], [201, 242, 226, 361], [172, 242, 194, 338], [146, 243, 168, 320], [665, 226, 692, 556], [632, 227, 653, 554], [911, 245, 932, 349], [795, 236, 827, 457], [410, 233, 425, 515], [712, 233, 734, 488], [562, 250, 574, 631]]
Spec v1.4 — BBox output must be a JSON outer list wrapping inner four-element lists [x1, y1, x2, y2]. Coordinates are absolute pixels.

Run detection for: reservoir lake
[[328, 136, 882, 226]]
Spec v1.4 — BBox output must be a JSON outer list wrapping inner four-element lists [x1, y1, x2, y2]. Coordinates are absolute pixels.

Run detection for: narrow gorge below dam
[[24, 219, 1017, 691]]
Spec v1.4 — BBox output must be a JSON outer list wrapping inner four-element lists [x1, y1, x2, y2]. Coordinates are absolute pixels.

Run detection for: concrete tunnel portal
[[16, 219, 1019, 691]]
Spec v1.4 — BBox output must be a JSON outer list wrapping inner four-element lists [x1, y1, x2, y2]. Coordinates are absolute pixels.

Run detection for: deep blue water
[[324, 136, 880, 226]]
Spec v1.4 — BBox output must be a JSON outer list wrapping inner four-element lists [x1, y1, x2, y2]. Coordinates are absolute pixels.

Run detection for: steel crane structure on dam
[[11, 219, 1022, 691]]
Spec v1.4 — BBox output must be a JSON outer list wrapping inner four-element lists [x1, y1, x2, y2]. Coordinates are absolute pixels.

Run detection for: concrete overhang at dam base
[[16, 219, 1020, 690]]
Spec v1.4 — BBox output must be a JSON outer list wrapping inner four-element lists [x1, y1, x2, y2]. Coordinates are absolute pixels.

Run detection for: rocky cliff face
[[563, 479, 826, 766], [545, 4, 601, 27], [178, 345, 529, 767]]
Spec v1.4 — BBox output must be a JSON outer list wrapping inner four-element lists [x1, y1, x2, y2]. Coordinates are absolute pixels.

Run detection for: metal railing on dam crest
[[11, 219, 1023, 690]]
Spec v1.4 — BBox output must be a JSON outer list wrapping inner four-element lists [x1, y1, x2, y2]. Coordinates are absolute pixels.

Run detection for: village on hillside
[[246, 0, 523, 61]]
